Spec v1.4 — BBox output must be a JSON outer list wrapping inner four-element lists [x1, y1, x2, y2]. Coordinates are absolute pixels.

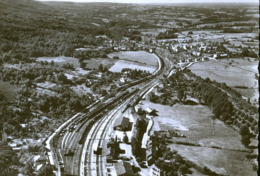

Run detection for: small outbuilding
[[114, 117, 132, 131]]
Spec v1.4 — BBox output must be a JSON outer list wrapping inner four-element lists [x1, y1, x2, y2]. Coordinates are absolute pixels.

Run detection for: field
[[107, 51, 158, 67], [108, 51, 158, 73], [109, 60, 156, 73], [141, 28, 166, 36], [189, 59, 258, 101], [139, 100, 256, 176], [36, 56, 115, 73], [217, 32, 258, 39], [84, 57, 116, 70], [36, 56, 80, 67], [173, 144, 254, 176]]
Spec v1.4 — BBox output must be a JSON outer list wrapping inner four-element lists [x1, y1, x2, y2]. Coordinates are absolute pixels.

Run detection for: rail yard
[[45, 53, 172, 176]]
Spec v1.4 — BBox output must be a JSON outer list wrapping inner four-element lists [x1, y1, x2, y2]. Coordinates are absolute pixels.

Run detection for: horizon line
[[36, 0, 259, 4]]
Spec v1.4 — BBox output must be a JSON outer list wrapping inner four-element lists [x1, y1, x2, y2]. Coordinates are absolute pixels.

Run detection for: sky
[[37, 0, 258, 3]]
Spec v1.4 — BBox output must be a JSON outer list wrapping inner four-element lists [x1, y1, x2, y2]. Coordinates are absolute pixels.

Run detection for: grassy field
[[189, 59, 258, 99], [36, 56, 80, 67], [37, 56, 116, 75], [218, 58, 258, 73], [109, 60, 156, 73], [84, 57, 116, 70], [107, 51, 158, 73], [140, 100, 255, 176], [107, 51, 158, 67], [218, 33, 257, 39], [141, 28, 166, 36], [173, 144, 255, 176]]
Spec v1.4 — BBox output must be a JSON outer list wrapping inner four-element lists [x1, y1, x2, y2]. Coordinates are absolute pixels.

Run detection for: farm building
[[171, 45, 178, 52], [216, 53, 228, 59], [33, 155, 47, 175], [144, 107, 158, 116], [107, 138, 125, 162], [192, 51, 201, 56], [199, 46, 207, 51], [34, 155, 46, 167], [35, 164, 45, 175], [146, 131, 171, 166], [113, 117, 132, 131]]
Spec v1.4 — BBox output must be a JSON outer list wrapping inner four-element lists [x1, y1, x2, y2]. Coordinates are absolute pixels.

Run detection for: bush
[[250, 126, 255, 131], [236, 123, 242, 128], [248, 117, 254, 122], [241, 135, 250, 147], [239, 125, 250, 136], [226, 120, 233, 125], [123, 133, 129, 143], [246, 154, 258, 159]]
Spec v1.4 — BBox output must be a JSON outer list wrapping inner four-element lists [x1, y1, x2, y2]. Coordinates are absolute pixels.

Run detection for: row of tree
[[152, 69, 258, 146]]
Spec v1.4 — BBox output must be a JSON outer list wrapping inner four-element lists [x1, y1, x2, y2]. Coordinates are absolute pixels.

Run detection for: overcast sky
[[37, 0, 258, 3]]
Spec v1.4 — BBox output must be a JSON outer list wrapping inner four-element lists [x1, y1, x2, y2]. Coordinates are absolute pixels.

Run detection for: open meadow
[[107, 51, 158, 67], [139, 100, 256, 176], [36, 56, 116, 71], [108, 51, 158, 73], [109, 60, 156, 73], [83, 57, 116, 70], [189, 59, 258, 101], [36, 56, 80, 67]]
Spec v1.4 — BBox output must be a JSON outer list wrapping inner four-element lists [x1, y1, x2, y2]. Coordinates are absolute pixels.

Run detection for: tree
[[123, 132, 129, 143], [80, 62, 86, 69], [239, 125, 250, 136], [177, 89, 186, 102], [98, 64, 103, 72], [241, 135, 250, 147], [39, 164, 55, 176], [242, 48, 249, 58]]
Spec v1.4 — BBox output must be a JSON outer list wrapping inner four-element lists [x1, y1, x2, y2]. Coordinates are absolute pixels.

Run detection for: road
[[48, 53, 172, 176]]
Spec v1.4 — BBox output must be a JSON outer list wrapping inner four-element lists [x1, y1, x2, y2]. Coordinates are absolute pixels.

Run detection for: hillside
[[0, 0, 143, 60]]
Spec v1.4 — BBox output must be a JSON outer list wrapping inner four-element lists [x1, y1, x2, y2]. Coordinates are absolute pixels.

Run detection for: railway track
[[82, 78, 163, 176], [84, 97, 134, 176], [45, 53, 172, 176]]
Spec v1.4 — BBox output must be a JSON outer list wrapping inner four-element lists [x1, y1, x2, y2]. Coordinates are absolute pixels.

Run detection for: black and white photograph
[[0, 0, 258, 175]]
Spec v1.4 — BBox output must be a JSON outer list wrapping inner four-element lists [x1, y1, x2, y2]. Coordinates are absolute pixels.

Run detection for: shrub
[[241, 135, 250, 147], [226, 120, 233, 125], [246, 154, 258, 159], [250, 126, 255, 131], [239, 125, 250, 136], [248, 117, 254, 122], [236, 123, 242, 128]]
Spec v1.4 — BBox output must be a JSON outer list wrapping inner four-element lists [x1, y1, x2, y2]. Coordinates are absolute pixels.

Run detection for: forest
[[0, 0, 148, 64]]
